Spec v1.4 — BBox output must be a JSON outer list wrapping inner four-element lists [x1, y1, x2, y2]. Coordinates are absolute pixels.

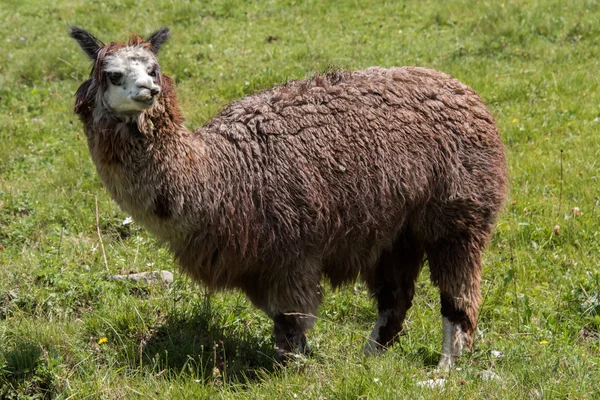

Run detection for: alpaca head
[[70, 26, 171, 116]]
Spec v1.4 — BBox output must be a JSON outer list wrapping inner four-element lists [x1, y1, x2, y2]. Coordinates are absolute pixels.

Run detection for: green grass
[[1, 0, 599, 398]]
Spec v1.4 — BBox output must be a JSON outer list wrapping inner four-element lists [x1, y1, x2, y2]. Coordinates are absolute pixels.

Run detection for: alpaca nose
[[136, 77, 160, 96], [137, 84, 160, 97]]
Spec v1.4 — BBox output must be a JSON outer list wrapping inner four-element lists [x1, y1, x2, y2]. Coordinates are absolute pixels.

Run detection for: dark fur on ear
[[147, 27, 171, 54], [69, 26, 104, 60], [74, 78, 96, 121]]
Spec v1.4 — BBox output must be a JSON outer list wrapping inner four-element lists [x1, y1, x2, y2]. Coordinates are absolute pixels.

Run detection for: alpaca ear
[[147, 27, 171, 54], [69, 26, 104, 60]]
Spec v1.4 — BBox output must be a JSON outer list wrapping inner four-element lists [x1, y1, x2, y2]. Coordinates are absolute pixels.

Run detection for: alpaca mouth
[[133, 96, 155, 106]]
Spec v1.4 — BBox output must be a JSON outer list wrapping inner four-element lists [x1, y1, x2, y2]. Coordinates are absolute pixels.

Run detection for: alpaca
[[69, 26, 507, 370]]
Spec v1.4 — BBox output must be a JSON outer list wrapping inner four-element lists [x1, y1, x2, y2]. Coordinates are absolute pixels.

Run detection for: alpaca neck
[[81, 78, 211, 241]]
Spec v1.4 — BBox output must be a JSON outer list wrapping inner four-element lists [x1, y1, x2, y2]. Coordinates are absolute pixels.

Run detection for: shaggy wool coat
[[75, 64, 507, 326]]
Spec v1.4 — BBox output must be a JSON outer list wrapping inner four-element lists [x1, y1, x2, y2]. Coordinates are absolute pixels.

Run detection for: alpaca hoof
[[362, 339, 384, 356], [274, 333, 308, 363], [436, 354, 454, 373], [274, 345, 309, 364], [275, 347, 293, 364]]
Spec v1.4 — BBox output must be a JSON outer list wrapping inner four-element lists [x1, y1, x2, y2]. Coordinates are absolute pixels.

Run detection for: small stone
[[416, 378, 446, 389], [479, 370, 502, 382], [110, 270, 174, 284], [491, 350, 503, 358]]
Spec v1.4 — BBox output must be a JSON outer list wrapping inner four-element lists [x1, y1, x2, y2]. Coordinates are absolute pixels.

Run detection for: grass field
[[1, 0, 599, 398]]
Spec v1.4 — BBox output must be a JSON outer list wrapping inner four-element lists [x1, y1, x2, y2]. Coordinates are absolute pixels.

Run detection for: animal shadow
[[415, 345, 441, 368], [0, 341, 57, 398], [140, 302, 277, 383]]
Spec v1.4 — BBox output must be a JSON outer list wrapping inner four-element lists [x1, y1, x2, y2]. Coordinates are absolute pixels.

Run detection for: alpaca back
[[183, 67, 506, 286]]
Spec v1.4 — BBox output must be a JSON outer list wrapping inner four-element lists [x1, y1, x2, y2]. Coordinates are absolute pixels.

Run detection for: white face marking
[[363, 309, 392, 356], [102, 47, 161, 114]]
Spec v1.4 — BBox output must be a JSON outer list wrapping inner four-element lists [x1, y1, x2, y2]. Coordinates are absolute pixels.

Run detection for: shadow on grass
[[415, 345, 441, 368], [140, 301, 278, 384], [0, 341, 57, 399]]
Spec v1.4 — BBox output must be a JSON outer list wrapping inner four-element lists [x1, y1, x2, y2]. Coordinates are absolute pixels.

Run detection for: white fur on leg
[[437, 317, 468, 372], [363, 310, 391, 356], [437, 317, 455, 371]]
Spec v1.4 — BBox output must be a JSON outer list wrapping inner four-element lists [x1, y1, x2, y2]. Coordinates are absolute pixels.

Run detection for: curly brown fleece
[[72, 29, 507, 360]]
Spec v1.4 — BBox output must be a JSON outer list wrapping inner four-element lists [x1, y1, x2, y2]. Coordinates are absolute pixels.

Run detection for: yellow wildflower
[[98, 337, 109, 345], [540, 340, 548, 345], [512, 118, 518, 123]]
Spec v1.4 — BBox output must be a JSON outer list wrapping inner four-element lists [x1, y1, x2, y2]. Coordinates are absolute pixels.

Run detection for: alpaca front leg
[[273, 312, 315, 361], [240, 264, 322, 362], [269, 262, 322, 361]]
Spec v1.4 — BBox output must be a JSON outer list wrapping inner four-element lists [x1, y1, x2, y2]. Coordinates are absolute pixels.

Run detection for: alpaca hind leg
[[427, 237, 483, 371], [363, 233, 424, 355]]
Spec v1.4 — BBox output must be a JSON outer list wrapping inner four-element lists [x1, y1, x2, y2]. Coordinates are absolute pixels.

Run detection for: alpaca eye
[[108, 72, 123, 85], [148, 66, 159, 77]]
